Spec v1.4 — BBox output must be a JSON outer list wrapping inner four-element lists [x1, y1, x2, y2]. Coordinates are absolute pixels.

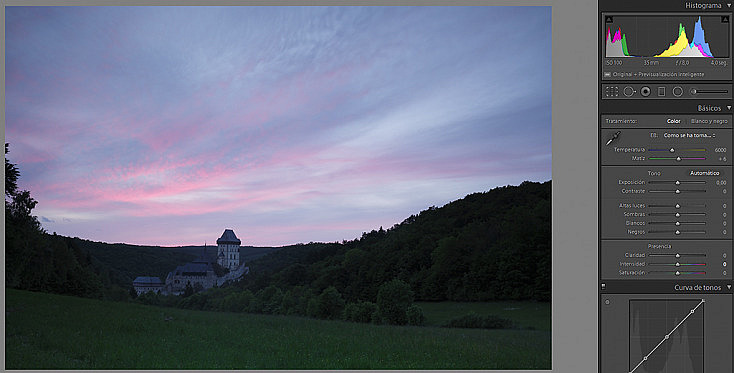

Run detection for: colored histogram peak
[[612, 27, 622, 43], [655, 24, 690, 57], [690, 16, 713, 57], [620, 33, 629, 56], [606, 27, 630, 57], [655, 17, 714, 57]]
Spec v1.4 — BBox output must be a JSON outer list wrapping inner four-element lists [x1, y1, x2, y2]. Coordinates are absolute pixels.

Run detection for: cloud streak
[[6, 6, 551, 246]]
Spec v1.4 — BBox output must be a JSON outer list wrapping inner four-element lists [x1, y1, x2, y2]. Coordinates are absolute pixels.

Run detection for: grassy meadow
[[417, 301, 551, 331], [5, 289, 550, 369]]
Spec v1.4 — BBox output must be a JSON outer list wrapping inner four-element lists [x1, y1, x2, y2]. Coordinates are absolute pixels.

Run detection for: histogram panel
[[605, 15, 729, 58]]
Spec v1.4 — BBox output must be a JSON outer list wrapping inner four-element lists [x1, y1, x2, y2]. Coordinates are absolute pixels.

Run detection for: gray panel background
[[0, 0, 599, 372]]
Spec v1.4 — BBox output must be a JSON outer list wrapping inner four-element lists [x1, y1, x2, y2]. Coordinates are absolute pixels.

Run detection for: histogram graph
[[629, 299, 704, 373], [604, 15, 730, 58]]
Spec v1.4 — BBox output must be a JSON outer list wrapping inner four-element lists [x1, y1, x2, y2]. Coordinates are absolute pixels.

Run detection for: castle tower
[[216, 229, 241, 270]]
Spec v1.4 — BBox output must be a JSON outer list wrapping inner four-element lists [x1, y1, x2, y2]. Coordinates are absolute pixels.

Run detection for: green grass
[[417, 301, 551, 331], [6, 289, 550, 369]]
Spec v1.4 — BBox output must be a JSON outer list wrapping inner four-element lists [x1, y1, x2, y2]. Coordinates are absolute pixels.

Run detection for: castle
[[217, 228, 241, 270], [133, 229, 249, 295]]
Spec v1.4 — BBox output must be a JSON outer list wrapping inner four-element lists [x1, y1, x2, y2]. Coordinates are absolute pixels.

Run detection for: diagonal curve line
[[629, 299, 704, 373]]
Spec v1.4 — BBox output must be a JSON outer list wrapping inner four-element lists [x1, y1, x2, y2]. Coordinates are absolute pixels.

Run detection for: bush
[[443, 312, 514, 329], [177, 292, 208, 310], [158, 294, 181, 308], [312, 286, 345, 320], [257, 285, 284, 314], [248, 297, 264, 313], [306, 297, 319, 318], [182, 282, 195, 297], [371, 309, 383, 324], [344, 301, 378, 323], [344, 303, 358, 321], [280, 286, 313, 316], [104, 285, 131, 302], [279, 290, 302, 315], [222, 290, 254, 313], [406, 304, 425, 326], [136, 291, 160, 306], [376, 279, 414, 325], [480, 314, 515, 329]]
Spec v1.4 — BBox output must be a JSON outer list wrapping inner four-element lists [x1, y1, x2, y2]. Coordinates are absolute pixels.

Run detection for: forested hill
[[4, 229, 278, 299], [7, 140, 549, 303], [7, 140, 283, 299], [75, 241, 278, 289], [238, 180, 551, 302]]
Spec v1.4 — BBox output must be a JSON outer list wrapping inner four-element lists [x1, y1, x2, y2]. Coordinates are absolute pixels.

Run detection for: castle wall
[[217, 243, 240, 270], [134, 285, 163, 295], [216, 264, 250, 286], [165, 271, 218, 294]]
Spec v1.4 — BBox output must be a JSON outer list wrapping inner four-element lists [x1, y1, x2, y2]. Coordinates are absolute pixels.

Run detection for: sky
[[5, 6, 551, 247]]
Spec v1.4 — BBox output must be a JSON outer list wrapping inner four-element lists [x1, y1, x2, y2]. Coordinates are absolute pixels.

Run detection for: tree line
[[5, 143, 550, 321], [5, 144, 112, 299], [134, 278, 427, 326], [235, 179, 551, 303]]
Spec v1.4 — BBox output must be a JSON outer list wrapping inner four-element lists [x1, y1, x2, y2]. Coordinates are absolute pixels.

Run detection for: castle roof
[[193, 250, 214, 264], [133, 276, 163, 286], [217, 229, 241, 245], [174, 261, 213, 276]]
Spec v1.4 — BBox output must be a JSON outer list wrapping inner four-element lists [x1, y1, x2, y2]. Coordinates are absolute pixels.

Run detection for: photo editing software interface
[[599, 1, 733, 373]]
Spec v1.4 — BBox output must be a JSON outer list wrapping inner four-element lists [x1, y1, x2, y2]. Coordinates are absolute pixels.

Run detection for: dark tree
[[376, 279, 414, 325], [7, 190, 40, 228], [344, 301, 378, 323], [4, 144, 38, 227], [5, 143, 19, 198], [129, 286, 139, 299], [183, 282, 195, 297], [193, 282, 204, 293], [406, 304, 426, 326], [311, 286, 345, 320]]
